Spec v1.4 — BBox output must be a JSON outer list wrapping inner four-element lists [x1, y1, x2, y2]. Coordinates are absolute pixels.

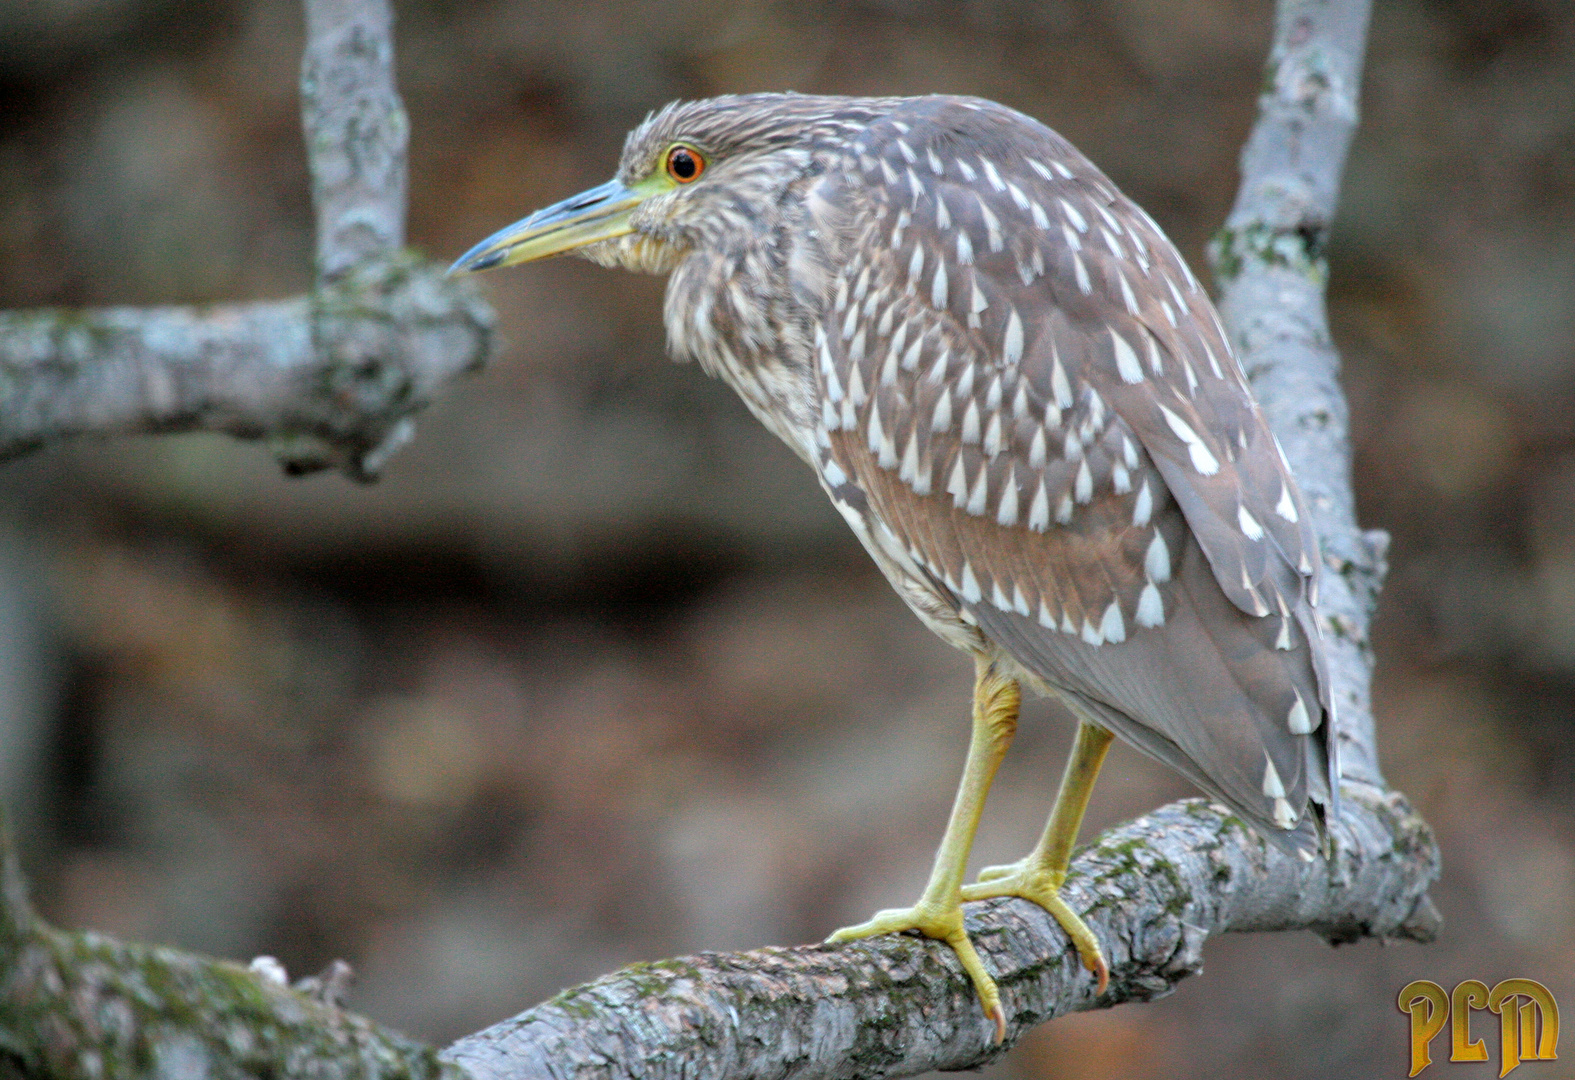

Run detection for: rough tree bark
[[0, 0, 492, 481], [0, 0, 1441, 1078]]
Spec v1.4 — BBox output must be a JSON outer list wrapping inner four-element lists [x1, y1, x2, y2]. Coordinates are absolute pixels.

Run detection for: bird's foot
[[960, 865, 1109, 994], [827, 900, 1006, 1042]]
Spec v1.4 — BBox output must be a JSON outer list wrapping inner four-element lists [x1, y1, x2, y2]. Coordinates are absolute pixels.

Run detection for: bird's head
[[450, 94, 892, 278]]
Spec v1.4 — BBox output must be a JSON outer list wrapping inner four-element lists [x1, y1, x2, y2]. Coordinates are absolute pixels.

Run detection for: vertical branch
[[286, 0, 479, 481], [1209, 0, 1388, 789], [301, 0, 409, 279]]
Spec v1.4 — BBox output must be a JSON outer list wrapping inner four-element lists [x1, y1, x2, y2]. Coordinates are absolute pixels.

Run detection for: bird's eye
[[665, 145, 704, 183]]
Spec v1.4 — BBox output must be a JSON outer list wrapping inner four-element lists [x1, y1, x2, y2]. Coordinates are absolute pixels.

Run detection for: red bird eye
[[666, 145, 704, 182]]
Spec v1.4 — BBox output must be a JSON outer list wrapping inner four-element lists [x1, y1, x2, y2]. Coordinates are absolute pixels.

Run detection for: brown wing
[[812, 97, 1335, 847]]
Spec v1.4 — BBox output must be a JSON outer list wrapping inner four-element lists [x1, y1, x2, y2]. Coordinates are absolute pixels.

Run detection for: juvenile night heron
[[453, 93, 1338, 1039]]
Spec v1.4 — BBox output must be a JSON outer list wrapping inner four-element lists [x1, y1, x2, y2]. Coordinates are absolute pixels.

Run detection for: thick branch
[[0, 824, 459, 1079], [444, 790, 1437, 1080], [0, 256, 492, 480]]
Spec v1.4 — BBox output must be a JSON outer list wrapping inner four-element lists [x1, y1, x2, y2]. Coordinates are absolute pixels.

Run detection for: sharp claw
[[1091, 952, 1110, 995], [987, 1002, 1007, 1044]]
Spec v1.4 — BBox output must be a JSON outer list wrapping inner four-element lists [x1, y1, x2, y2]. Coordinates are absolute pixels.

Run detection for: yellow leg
[[827, 655, 1020, 1042], [960, 719, 1114, 994]]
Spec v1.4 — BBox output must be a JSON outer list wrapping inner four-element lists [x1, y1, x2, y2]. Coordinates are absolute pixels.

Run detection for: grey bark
[[0, 0, 492, 481], [0, 833, 462, 1080], [444, 792, 1436, 1080], [0, 0, 1443, 1077], [301, 0, 408, 278]]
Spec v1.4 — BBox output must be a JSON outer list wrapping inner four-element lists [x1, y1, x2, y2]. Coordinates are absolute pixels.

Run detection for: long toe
[[826, 903, 1007, 1042], [957, 871, 1108, 995]]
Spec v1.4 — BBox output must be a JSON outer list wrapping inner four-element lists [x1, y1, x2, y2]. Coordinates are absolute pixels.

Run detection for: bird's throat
[[580, 233, 689, 275]]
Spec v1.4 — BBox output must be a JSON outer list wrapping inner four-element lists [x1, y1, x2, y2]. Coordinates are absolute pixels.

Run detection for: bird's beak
[[449, 176, 660, 274]]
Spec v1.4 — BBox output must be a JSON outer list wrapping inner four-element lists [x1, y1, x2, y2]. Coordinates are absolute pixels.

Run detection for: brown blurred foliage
[[0, 2, 1572, 1078]]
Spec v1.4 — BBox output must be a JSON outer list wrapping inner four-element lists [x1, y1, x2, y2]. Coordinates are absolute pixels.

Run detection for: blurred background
[[0, 1, 1572, 1077]]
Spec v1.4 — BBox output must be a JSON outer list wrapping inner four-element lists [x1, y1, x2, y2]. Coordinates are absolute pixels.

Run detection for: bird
[[451, 93, 1339, 1041]]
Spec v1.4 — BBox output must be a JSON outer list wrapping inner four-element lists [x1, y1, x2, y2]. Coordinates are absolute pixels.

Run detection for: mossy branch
[[0, 254, 492, 480], [442, 790, 1439, 1080], [0, 821, 459, 1080]]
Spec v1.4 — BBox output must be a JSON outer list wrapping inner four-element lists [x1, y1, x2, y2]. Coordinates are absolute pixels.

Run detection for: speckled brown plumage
[[453, 93, 1342, 1022], [595, 93, 1338, 845]]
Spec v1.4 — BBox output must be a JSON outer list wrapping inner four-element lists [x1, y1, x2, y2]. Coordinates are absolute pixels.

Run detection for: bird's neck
[[663, 240, 822, 465]]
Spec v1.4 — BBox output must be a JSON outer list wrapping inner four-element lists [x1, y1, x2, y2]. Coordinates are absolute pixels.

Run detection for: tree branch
[[0, 0, 492, 481], [444, 791, 1437, 1080], [301, 0, 408, 278], [0, 819, 461, 1079]]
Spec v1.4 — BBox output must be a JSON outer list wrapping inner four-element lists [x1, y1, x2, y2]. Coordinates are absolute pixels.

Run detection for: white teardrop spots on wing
[[1145, 532, 1171, 583], [1100, 601, 1126, 644], [1012, 584, 1032, 617], [961, 399, 981, 444], [983, 411, 1004, 458], [1117, 270, 1138, 315], [996, 469, 1019, 526], [947, 455, 969, 502], [1051, 346, 1073, 408], [1276, 480, 1299, 522], [1158, 404, 1220, 475], [846, 362, 866, 406], [966, 467, 989, 516], [1262, 756, 1286, 799], [1004, 309, 1024, 365], [931, 388, 953, 433], [1136, 582, 1164, 628], [977, 198, 1003, 252], [1238, 505, 1264, 541], [1028, 426, 1047, 468], [1287, 687, 1316, 735], [1112, 331, 1144, 384], [981, 159, 1006, 192], [1073, 254, 1092, 295], [1133, 479, 1153, 526], [1028, 480, 1049, 532]]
